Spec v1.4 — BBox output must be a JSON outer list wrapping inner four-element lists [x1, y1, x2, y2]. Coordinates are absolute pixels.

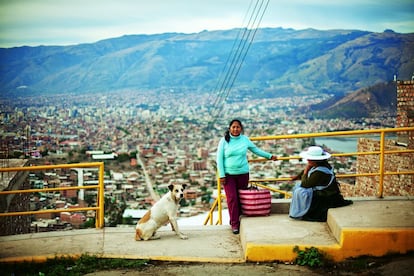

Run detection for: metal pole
[[98, 162, 105, 228], [378, 131, 385, 198], [217, 170, 223, 225]]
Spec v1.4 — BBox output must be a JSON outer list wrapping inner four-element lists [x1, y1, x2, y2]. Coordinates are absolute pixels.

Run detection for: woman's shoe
[[232, 229, 239, 235]]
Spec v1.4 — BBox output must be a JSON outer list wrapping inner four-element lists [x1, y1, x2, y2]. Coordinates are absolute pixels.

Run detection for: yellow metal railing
[[1, 128, 413, 228], [0, 162, 105, 228], [204, 127, 414, 225]]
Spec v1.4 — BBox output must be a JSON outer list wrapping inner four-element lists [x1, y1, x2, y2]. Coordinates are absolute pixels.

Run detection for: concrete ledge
[[241, 198, 414, 262], [1, 198, 413, 264], [270, 198, 290, 214], [240, 215, 338, 262], [326, 199, 414, 261], [0, 225, 245, 264]]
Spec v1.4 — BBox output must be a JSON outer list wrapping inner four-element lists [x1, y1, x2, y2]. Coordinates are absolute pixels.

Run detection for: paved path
[[0, 225, 243, 263], [1, 197, 413, 264], [136, 153, 159, 201]]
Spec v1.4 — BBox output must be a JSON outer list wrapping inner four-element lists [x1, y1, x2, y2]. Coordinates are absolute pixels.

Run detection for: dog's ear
[[182, 184, 187, 189], [168, 184, 174, 191]]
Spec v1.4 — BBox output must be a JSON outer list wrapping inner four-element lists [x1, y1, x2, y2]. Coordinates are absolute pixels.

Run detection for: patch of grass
[[293, 249, 414, 274], [293, 246, 326, 268], [0, 254, 149, 276]]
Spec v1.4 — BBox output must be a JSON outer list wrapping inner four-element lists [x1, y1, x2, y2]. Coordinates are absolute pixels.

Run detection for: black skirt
[[302, 192, 353, 222]]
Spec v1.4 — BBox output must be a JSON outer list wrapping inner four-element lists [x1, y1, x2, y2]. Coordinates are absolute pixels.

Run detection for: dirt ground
[[85, 253, 414, 276]]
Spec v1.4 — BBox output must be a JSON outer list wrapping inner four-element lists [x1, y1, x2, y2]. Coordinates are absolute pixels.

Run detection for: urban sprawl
[[0, 90, 395, 231]]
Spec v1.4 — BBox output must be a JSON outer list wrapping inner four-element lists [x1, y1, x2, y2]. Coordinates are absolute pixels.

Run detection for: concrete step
[[326, 199, 414, 261], [241, 197, 414, 262], [239, 214, 338, 262]]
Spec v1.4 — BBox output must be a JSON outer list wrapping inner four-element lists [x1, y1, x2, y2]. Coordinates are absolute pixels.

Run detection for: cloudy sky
[[0, 0, 413, 48]]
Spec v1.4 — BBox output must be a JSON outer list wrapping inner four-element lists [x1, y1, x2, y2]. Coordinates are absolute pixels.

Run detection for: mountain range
[[0, 27, 413, 117], [304, 81, 398, 119]]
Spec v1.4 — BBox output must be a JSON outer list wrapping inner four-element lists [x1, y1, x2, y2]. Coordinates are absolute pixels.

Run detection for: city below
[[0, 90, 397, 232]]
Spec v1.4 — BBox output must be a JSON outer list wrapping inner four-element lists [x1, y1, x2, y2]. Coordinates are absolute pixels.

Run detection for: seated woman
[[289, 146, 353, 222]]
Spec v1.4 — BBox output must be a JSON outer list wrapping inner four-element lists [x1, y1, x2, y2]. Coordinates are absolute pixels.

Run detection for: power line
[[217, 0, 269, 112], [209, 0, 270, 128], [210, 0, 261, 115], [209, 0, 255, 109]]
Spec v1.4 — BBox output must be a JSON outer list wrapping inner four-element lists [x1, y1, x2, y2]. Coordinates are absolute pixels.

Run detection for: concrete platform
[[242, 198, 414, 262], [0, 225, 244, 263], [0, 198, 413, 264], [328, 199, 414, 261]]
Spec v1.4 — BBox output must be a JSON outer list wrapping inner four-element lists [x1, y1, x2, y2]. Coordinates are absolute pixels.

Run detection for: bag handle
[[247, 183, 259, 190]]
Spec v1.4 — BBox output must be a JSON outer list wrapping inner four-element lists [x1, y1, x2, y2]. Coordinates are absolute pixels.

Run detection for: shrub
[[293, 246, 325, 267]]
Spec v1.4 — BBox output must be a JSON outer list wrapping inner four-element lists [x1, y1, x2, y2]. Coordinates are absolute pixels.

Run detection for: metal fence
[[0, 162, 105, 229], [1, 127, 413, 229], [204, 127, 414, 225]]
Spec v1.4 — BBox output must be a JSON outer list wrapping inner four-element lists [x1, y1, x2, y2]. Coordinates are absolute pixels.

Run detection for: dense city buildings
[[0, 89, 400, 234]]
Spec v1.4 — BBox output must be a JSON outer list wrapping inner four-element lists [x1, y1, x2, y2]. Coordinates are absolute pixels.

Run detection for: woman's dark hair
[[314, 160, 331, 169], [224, 119, 243, 142]]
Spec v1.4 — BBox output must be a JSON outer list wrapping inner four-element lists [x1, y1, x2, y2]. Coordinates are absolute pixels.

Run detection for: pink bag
[[239, 186, 271, 216]]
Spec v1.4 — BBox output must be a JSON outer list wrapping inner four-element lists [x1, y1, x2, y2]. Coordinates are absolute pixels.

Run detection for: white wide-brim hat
[[300, 146, 331, 161]]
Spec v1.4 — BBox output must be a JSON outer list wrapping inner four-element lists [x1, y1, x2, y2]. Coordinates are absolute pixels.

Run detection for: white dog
[[135, 184, 188, 241]]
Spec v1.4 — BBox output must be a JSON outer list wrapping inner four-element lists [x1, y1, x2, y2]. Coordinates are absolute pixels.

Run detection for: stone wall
[[351, 138, 414, 197], [396, 80, 414, 148]]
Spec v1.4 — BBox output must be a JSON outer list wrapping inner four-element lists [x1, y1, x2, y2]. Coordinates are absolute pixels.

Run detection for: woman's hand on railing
[[219, 177, 226, 185], [291, 175, 300, 181], [270, 155, 278, 161]]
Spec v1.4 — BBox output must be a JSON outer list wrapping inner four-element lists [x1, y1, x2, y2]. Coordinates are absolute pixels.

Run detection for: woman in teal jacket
[[216, 119, 277, 234]]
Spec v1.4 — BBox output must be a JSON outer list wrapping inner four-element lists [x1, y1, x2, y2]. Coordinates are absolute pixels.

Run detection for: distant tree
[[302, 138, 316, 148], [117, 153, 129, 163], [80, 218, 95, 229], [157, 187, 169, 195], [71, 197, 78, 204], [84, 194, 95, 206], [333, 162, 346, 170], [116, 126, 131, 135], [180, 198, 189, 207], [122, 216, 134, 225], [201, 191, 212, 204], [104, 197, 127, 227], [11, 150, 23, 158]]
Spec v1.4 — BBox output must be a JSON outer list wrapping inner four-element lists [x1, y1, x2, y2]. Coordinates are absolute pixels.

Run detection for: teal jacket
[[216, 134, 272, 178]]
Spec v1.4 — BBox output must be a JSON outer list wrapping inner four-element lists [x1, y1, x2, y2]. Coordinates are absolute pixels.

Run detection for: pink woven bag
[[239, 186, 271, 216]]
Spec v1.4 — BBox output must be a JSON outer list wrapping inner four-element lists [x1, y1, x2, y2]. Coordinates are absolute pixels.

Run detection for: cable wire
[[209, 0, 270, 129]]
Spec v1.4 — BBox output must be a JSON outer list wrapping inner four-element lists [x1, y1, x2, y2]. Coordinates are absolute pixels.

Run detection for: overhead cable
[[209, 0, 270, 128]]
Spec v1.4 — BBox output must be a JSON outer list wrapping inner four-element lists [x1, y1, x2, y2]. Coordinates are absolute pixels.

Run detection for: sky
[[0, 0, 413, 48]]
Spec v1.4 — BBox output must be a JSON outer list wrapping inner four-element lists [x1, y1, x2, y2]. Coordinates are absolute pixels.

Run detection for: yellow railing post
[[378, 131, 386, 198], [216, 171, 223, 225], [97, 162, 105, 228], [203, 170, 224, 225]]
